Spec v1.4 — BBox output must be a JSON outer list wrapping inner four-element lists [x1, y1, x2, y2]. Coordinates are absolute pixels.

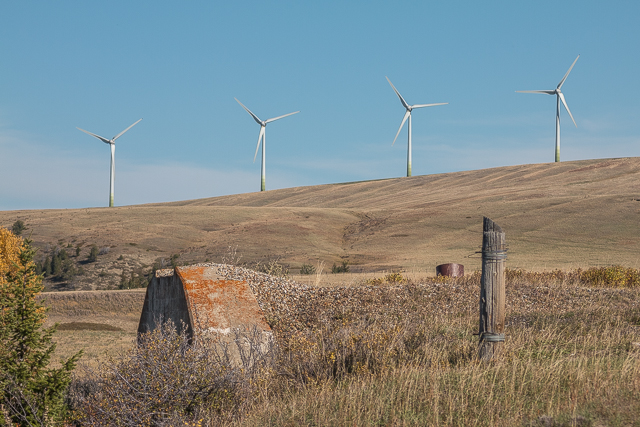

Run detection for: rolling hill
[[2, 157, 639, 291]]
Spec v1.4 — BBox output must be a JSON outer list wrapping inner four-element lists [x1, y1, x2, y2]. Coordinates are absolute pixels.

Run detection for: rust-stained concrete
[[138, 265, 271, 338]]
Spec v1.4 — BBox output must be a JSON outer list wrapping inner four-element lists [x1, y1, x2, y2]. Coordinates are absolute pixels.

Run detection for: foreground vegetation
[[64, 268, 640, 426], [0, 228, 81, 425]]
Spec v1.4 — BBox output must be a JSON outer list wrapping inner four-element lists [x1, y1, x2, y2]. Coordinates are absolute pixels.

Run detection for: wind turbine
[[77, 118, 142, 207], [235, 98, 299, 191], [517, 55, 579, 162], [386, 76, 448, 177]]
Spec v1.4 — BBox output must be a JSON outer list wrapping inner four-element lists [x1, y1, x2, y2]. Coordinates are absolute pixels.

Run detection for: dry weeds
[[65, 266, 640, 426]]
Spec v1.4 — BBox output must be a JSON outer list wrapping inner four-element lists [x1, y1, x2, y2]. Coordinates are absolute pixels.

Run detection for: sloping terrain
[[2, 157, 640, 290]]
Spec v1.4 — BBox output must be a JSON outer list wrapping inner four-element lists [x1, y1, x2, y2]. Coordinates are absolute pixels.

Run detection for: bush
[[501, 267, 640, 288], [580, 265, 640, 288], [36, 247, 77, 282], [87, 245, 99, 263], [118, 266, 155, 290], [70, 321, 276, 425], [170, 253, 180, 268], [367, 272, 408, 285], [11, 220, 26, 236], [300, 264, 316, 275], [331, 260, 350, 274], [278, 317, 432, 384], [254, 259, 289, 278]]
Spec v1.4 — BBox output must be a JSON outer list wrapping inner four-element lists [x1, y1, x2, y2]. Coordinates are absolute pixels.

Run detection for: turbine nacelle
[[77, 118, 143, 146]]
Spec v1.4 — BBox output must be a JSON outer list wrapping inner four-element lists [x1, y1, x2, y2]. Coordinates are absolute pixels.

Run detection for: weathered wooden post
[[478, 217, 506, 361]]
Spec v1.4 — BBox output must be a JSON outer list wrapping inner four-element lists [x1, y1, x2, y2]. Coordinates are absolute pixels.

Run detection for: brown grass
[[2, 157, 640, 291], [60, 268, 640, 426], [56, 322, 124, 331], [232, 272, 640, 426], [40, 289, 145, 369]]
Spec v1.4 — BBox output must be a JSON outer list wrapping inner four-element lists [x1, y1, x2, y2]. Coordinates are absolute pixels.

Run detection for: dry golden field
[[47, 268, 640, 426], [2, 157, 640, 292]]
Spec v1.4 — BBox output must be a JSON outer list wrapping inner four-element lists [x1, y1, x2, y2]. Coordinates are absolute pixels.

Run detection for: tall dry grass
[[68, 268, 640, 426], [238, 311, 639, 426], [235, 268, 640, 426]]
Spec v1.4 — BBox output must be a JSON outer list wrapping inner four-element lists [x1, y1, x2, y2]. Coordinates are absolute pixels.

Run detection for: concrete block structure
[[138, 265, 271, 338]]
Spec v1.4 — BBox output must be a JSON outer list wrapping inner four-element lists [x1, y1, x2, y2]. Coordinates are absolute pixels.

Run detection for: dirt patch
[[57, 322, 124, 332]]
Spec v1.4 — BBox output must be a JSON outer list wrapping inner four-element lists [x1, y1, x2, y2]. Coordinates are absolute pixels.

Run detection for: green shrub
[[36, 247, 76, 281], [170, 253, 180, 268], [87, 245, 99, 263], [331, 260, 350, 274], [300, 264, 316, 275], [11, 220, 26, 236], [118, 266, 155, 290]]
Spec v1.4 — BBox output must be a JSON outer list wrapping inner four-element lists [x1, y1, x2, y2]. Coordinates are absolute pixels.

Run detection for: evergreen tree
[[11, 220, 26, 236], [87, 245, 98, 263], [43, 255, 52, 276], [51, 251, 61, 277], [0, 229, 82, 425]]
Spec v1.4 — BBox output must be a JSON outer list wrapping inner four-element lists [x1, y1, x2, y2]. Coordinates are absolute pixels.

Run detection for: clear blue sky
[[1, 1, 639, 210]]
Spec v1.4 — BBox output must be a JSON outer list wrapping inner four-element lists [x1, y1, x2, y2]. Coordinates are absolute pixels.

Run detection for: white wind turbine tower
[[235, 98, 299, 191], [77, 119, 142, 207], [517, 55, 579, 162], [386, 76, 448, 177]]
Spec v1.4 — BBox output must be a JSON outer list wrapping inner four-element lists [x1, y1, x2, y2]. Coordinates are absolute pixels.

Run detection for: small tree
[[87, 245, 99, 263], [331, 260, 350, 274], [0, 228, 82, 425], [11, 220, 26, 236], [300, 264, 316, 275]]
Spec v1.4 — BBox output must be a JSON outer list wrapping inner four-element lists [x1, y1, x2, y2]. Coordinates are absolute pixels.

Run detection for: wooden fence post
[[478, 217, 506, 361]]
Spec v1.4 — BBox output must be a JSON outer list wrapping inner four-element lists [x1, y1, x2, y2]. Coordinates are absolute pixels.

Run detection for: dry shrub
[[427, 267, 640, 289], [251, 259, 289, 278], [237, 308, 640, 426], [68, 266, 640, 425], [579, 265, 640, 288], [366, 272, 409, 285], [278, 318, 430, 385], [69, 320, 276, 426]]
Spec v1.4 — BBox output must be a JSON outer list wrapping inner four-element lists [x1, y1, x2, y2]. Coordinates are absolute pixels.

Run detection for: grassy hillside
[[2, 157, 640, 291]]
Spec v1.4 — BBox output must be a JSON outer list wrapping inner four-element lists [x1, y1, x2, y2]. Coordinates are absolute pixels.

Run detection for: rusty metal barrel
[[436, 263, 464, 277]]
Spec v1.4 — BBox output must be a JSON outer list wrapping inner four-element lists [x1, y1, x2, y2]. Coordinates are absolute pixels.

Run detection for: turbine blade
[[386, 76, 411, 110], [516, 90, 556, 95], [112, 118, 142, 141], [558, 93, 577, 127], [265, 110, 300, 123], [557, 55, 580, 89], [235, 98, 263, 125], [411, 102, 448, 109], [77, 127, 112, 144], [392, 111, 410, 146], [253, 126, 265, 163]]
